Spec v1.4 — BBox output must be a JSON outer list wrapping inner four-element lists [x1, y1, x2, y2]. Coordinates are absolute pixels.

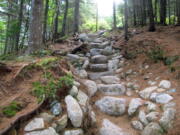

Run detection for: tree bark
[[160, 0, 167, 25], [113, 0, 117, 29], [43, 0, 49, 43], [53, 0, 60, 39], [28, 0, 44, 53], [148, 0, 156, 32], [73, 0, 80, 34], [61, 0, 69, 36], [124, 0, 128, 40]]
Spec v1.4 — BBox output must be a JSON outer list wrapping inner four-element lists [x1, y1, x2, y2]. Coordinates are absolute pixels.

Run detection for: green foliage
[[36, 57, 58, 68], [164, 55, 179, 65], [2, 102, 21, 117], [31, 50, 53, 57], [147, 47, 165, 63], [58, 73, 74, 88], [0, 54, 16, 61]]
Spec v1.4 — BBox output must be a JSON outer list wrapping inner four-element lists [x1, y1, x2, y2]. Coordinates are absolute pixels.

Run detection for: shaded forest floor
[[0, 26, 179, 135]]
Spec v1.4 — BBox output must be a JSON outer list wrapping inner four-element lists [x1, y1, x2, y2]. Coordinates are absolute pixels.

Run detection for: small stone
[[108, 59, 119, 71], [163, 102, 176, 111], [56, 114, 68, 132], [128, 98, 144, 116], [147, 102, 157, 112], [65, 95, 83, 128], [89, 64, 108, 72], [75, 69, 88, 79], [82, 59, 89, 69], [100, 76, 120, 84], [73, 81, 80, 87], [159, 80, 171, 89], [155, 93, 173, 104], [101, 46, 113, 56], [138, 110, 149, 126], [90, 111, 96, 125], [25, 127, 58, 135], [83, 80, 97, 97], [131, 121, 143, 131], [139, 86, 158, 99], [50, 101, 62, 116], [148, 80, 157, 86], [91, 55, 108, 64], [141, 122, 163, 135], [126, 69, 133, 75], [77, 90, 89, 106], [146, 112, 159, 122], [24, 118, 44, 132], [69, 86, 79, 97], [95, 96, 126, 116], [115, 68, 123, 73], [63, 129, 84, 135], [40, 113, 54, 123], [150, 93, 158, 102]]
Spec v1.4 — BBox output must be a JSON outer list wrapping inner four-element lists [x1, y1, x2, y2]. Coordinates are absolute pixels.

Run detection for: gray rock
[[73, 81, 80, 87], [77, 90, 89, 106], [89, 64, 108, 72], [150, 92, 159, 102], [56, 114, 68, 132], [90, 111, 96, 125], [147, 102, 157, 112], [159, 108, 176, 131], [98, 84, 126, 95], [146, 112, 159, 122], [79, 33, 89, 41], [141, 122, 163, 135], [63, 129, 84, 135], [69, 86, 79, 97], [139, 86, 158, 99], [90, 48, 102, 56], [74, 69, 88, 79], [24, 118, 44, 132], [95, 96, 126, 116], [65, 95, 83, 128], [88, 71, 114, 80], [131, 121, 143, 131], [139, 110, 149, 126], [101, 46, 113, 55], [25, 127, 58, 135], [128, 98, 144, 116], [163, 102, 176, 111], [108, 59, 119, 71], [100, 119, 130, 135], [159, 80, 171, 89], [91, 55, 108, 64], [83, 80, 97, 97], [40, 113, 54, 123], [100, 76, 120, 84], [50, 101, 62, 116], [155, 93, 173, 104], [67, 54, 80, 62], [82, 59, 89, 69]]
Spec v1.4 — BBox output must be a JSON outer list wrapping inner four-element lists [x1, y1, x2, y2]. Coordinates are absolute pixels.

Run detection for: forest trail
[[0, 28, 179, 135]]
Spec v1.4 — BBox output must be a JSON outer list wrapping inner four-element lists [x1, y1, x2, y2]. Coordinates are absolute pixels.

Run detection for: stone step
[[89, 64, 108, 72], [88, 41, 110, 49], [90, 55, 108, 64], [90, 48, 103, 56], [88, 71, 114, 80]]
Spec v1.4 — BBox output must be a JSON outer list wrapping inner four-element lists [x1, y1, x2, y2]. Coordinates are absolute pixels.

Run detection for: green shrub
[[2, 102, 21, 117], [164, 55, 179, 65], [147, 47, 165, 63], [58, 73, 74, 89]]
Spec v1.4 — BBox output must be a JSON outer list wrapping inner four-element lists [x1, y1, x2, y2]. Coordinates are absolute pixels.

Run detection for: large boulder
[[128, 98, 144, 116], [89, 64, 108, 72], [141, 122, 163, 135], [159, 108, 176, 131], [139, 86, 158, 99], [65, 95, 83, 128], [100, 76, 120, 84], [95, 96, 126, 116], [155, 93, 173, 104], [77, 90, 89, 106], [98, 84, 126, 96], [101, 46, 113, 56], [83, 80, 97, 97], [24, 118, 44, 132], [91, 55, 108, 64], [25, 127, 58, 135]]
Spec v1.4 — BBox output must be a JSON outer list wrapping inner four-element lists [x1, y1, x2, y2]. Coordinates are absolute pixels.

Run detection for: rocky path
[[22, 33, 176, 135]]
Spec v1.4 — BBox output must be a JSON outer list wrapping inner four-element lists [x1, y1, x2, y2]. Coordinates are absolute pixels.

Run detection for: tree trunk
[[176, 0, 180, 25], [113, 0, 117, 29], [73, 0, 80, 34], [28, 0, 44, 53], [132, 0, 137, 26], [160, 0, 167, 25], [43, 0, 49, 43], [53, 0, 60, 39], [61, 0, 69, 36], [124, 0, 128, 40], [96, 3, 98, 31], [148, 0, 156, 32]]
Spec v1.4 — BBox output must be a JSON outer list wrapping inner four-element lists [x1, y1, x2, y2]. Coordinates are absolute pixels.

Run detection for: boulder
[[67, 54, 80, 62], [141, 122, 163, 135], [155, 93, 173, 104], [89, 64, 108, 72], [50, 101, 62, 116], [56, 114, 68, 132], [159, 108, 176, 131], [90, 48, 102, 56], [63, 129, 84, 135], [100, 119, 129, 135], [128, 98, 144, 116], [24, 118, 44, 132], [147, 102, 157, 112], [25, 127, 58, 135], [146, 112, 159, 122], [79, 33, 89, 41], [88, 71, 114, 80], [159, 80, 171, 89], [108, 59, 119, 71], [163, 102, 176, 111], [98, 84, 126, 96], [101, 46, 113, 56], [100, 76, 120, 84], [138, 110, 149, 126], [65, 95, 83, 128], [91, 55, 108, 64], [131, 121, 143, 131], [74, 69, 88, 79], [139, 86, 158, 99], [77, 90, 89, 106], [83, 80, 97, 97], [69, 86, 79, 97], [95, 96, 126, 116], [82, 59, 89, 69]]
